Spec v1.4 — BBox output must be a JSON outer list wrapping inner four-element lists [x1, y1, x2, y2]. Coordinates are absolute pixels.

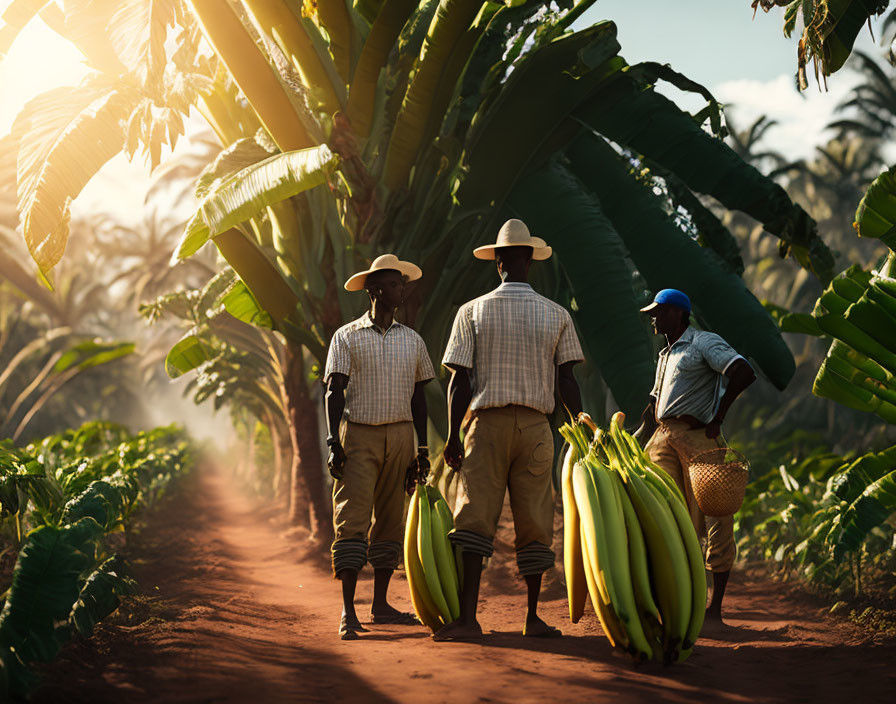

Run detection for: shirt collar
[[358, 311, 402, 333], [661, 326, 696, 353], [496, 282, 533, 292]]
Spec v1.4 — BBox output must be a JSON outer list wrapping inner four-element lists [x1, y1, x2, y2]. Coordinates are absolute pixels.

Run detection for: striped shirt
[[442, 282, 584, 414], [325, 312, 435, 425], [651, 326, 748, 424]]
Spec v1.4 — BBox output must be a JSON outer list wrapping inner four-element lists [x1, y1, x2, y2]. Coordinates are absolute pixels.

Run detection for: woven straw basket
[[687, 447, 750, 517]]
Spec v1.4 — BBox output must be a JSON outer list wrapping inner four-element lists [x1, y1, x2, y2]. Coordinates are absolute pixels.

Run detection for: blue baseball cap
[[640, 288, 691, 314]]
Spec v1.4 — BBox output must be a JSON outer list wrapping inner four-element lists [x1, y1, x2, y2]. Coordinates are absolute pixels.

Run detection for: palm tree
[[3, 0, 835, 537]]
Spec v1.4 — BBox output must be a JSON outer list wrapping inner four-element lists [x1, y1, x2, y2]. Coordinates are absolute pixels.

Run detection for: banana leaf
[[69, 555, 136, 638], [506, 159, 655, 417], [575, 71, 834, 283], [175, 145, 337, 259], [0, 0, 51, 58], [165, 331, 214, 378], [12, 81, 138, 278], [454, 21, 624, 218], [828, 443, 896, 503], [854, 163, 896, 251], [834, 467, 896, 558], [566, 131, 796, 390]]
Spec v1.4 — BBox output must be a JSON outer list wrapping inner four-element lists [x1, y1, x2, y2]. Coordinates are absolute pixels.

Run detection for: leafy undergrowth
[[733, 430, 896, 612], [0, 421, 195, 701]]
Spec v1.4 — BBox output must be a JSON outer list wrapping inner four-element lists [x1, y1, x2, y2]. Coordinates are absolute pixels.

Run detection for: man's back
[[444, 282, 582, 414]]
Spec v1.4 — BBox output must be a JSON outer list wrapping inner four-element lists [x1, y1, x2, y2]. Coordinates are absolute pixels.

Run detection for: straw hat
[[472, 219, 552, 261], [344, 253, 423, 292]]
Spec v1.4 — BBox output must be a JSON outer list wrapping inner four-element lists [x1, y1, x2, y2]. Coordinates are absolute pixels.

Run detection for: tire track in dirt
[[34, 465, 896, 703]]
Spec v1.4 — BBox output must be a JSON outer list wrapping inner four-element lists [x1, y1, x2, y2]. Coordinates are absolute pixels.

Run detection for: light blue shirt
[[651, 327, 748, 424]]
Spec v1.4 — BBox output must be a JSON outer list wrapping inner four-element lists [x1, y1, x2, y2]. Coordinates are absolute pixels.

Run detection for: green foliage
[[0, 421, 194, 700], [735, 433, 896, 597]]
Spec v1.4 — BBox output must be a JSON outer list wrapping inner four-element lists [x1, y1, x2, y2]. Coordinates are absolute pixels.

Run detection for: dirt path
[[35, 465, 895, 703]]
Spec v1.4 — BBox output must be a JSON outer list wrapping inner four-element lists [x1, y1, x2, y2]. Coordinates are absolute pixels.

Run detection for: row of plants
[[0, 421, 195, 701]]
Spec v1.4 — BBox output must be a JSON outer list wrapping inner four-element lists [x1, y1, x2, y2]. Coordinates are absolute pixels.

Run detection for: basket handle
[[690, 446, 750, 466]]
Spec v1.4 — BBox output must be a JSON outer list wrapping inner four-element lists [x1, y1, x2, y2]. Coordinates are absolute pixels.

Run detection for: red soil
[[34, 466, 896, 703]]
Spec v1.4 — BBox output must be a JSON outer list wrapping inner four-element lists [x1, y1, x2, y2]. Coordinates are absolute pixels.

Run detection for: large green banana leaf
[[346, 0, 420, 138], [454, 20, 623, 219], [828, 443, 896, 503], [12, 81, 138, 278], [854, 163, 896, 251], [175, 144, 337, 259], [574, 70, 834, 283], [384, 0, 485, 190], [834, 467, 896, 558], [507, 159, 655, 417], [566, 131, 796, 390]]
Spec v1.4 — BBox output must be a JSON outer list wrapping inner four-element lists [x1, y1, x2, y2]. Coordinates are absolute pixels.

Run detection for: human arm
[[406, 380, 431, 494], [324, 373, 348, 479], [633, 398, 658, 444], [557, 361, 583, 421], [443, 364, 473, 470], [705, 359, 756, 439]]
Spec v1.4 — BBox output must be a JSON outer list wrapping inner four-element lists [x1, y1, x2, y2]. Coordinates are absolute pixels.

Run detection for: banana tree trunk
[[285, 340, 332, 543]]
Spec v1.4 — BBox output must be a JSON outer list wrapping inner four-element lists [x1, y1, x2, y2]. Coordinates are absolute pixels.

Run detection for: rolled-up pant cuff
[[448, 529, 493, 557], [332, 537, 367, 576], [368, 540, 402, 570], [516, 541, 554, 576]]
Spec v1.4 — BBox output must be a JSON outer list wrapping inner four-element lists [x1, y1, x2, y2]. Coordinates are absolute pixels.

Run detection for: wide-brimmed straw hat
[[344, 253, 423, 291], [472, 219, 552, 261]]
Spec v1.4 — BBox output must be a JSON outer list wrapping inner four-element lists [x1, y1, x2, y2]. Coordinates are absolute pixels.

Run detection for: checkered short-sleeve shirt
[[325, 313, 435, 425], [442, 282, 584, 414]]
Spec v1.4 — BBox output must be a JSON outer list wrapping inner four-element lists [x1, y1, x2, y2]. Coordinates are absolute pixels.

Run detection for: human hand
[[327, 441, 346, 480], [443, 435, 463, 471], [705, 417, 722, 440]]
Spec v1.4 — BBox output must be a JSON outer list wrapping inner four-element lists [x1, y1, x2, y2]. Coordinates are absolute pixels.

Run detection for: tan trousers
[[331, 420, 414, 575], [450, 406, 555, 575], [645, 419, 736, 572]]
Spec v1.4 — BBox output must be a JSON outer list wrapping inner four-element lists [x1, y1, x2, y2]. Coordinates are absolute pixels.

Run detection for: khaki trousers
[[645, 419, 736, 572], [331, 420, 414, 575], [450, 406, 555, 576]]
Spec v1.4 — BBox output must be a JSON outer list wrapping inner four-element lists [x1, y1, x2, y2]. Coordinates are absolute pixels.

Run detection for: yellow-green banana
[[427, 490, 460, 621], [405, 486, 441, 631], [416, 488, 452, 624], [562, 444, 588, 623]]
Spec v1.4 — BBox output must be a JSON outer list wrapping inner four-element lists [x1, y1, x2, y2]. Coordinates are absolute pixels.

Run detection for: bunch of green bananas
[[404, 484, 461, 632], [559, 413, 706, 663]]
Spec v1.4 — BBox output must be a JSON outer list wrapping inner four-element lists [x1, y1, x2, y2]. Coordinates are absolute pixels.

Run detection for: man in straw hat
[[634, 288, 755, 628], [434, 219, 585, 642], [324, 254, 435, 640]]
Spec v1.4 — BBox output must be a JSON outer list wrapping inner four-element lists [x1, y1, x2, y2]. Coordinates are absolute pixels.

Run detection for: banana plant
[[3, 2, 834, 531], [751, 0, 892, 88]]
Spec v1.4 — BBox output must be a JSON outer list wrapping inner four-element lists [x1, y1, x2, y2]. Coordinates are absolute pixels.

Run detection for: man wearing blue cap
[[634, 289, 756, 627]]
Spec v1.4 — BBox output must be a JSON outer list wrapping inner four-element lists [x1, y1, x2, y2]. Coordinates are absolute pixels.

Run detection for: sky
[[0, 0, 890, 226], [577, 0, 882, 159]]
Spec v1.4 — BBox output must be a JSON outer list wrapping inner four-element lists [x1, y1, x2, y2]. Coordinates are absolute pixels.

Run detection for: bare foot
[[523, 616, 561, 638], [370, 604, 419, 625], [700, 611, 733, 637], [339, 612, 369, 640], [431, 620, 483, 642]]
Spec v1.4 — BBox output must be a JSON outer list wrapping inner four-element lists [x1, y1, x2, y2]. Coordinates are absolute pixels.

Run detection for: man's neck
[[665, 324, 689, 347], [500, 269, 528, 284], [369, 300, 394, 331]]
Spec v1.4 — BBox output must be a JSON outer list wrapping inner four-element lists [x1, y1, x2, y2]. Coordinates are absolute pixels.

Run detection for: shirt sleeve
[[415, 336, 436, 382], [442, 305, 475, 369], [555, 310, 585, 366], [698, 332, 748, 375], [324, 329, 351, 381]]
